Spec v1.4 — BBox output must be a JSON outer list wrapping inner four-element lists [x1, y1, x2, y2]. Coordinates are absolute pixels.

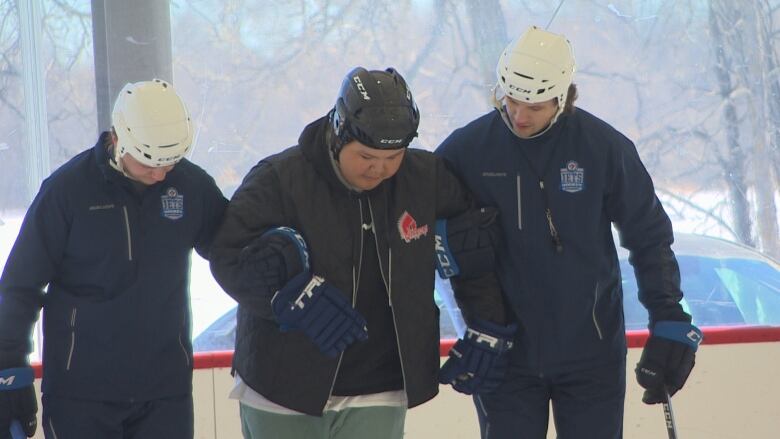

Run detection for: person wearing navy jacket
[[0, 79, 227, 439], [436, 27, 702, 438]]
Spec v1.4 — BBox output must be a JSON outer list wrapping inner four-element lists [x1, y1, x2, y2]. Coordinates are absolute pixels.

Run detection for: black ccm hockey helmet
[[330, 67, 420, 155]]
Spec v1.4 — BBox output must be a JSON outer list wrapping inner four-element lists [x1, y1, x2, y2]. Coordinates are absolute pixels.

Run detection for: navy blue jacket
[[436, 109, 688, 374], [0, 132, 227, 401]]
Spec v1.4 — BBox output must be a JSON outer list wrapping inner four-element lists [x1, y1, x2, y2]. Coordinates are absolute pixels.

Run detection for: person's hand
[[0, 367, 37, 439], [439, 319, 516, 394], [635, 321, 702, 404], [272, 272, 368, 357]]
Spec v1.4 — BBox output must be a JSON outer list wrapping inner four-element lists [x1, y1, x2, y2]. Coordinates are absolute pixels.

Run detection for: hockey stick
[[662, 388, 678, 439]]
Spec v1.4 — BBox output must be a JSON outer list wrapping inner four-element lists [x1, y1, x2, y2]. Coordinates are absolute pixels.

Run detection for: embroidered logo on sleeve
[[560, 160, 585, 193], [88, 204, 115, 211], [161, 187, 184, 220], [397, 211, 429, 243]]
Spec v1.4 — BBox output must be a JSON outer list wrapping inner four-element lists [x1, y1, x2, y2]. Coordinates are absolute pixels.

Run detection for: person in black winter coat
[[435, 26, 703, 439], [209, 67, 516, 439], [0, 79, 227, 439]]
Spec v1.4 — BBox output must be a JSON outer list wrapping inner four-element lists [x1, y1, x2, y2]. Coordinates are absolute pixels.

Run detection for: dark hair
[[562, 83, 578, 114]]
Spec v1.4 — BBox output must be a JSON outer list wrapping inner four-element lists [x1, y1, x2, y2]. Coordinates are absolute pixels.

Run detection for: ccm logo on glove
[[635, 321, 702, 404]]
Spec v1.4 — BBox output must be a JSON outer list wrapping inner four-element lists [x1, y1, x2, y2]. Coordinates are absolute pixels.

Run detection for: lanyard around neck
[[514, 141, 564, 254]]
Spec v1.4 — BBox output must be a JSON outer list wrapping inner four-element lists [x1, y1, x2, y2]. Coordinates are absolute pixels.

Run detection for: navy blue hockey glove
[[435, 207, 500, 279], [272, 272, 368, 357], [239, 227, 310, 292], [0, 366, 37, 439], [439, 319, 517, 395], [636, 321, 702, 404]]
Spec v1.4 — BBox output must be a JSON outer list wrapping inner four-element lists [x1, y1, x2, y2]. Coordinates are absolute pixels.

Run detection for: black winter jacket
[[209, 116, 506, 416]]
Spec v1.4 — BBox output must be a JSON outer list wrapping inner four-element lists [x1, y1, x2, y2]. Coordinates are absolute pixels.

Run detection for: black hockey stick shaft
[[662, 388, 678, 439]]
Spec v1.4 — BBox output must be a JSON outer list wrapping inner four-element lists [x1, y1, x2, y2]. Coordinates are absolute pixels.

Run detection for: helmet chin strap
[[491, 85, 560, 140], [107, 137, 137, 181], [107, 133, 128, 176]]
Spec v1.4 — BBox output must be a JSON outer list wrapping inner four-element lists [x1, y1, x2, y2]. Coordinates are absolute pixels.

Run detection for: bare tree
[[708, 0, 755, 247], [0, 0, 95, 212]]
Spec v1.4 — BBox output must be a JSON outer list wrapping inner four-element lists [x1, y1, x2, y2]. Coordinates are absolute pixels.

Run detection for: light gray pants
[[239, 402, 406, 439]]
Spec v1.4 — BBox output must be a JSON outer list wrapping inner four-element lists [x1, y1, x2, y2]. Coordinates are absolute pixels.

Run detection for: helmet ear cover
[[332, 97, 352, 144]]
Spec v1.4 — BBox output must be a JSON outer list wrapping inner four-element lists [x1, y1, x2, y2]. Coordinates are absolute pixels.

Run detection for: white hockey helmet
[[495, 26, 575, 124], [111, 79, 193, 168]]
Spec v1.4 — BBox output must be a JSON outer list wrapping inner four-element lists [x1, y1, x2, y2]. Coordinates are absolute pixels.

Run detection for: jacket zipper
[[367, 199, 408, 394], [178, 315, 191, 366], [516, 173, 522, 230], [66, 308, 77, 371], [475, 395, 491, 438], [326, 199, 366, 403], [47, 417, 60, 439], [592, 282, 604, 340], [122, 206, 133, 261]]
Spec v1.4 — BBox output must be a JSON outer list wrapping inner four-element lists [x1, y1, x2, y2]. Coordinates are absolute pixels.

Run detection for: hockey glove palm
[[439, 320, 516, 395], [272, 272, 368, 357], [435, 207, 500, 279], [0, 366, 37, 439], [635, 321, 702, 404]]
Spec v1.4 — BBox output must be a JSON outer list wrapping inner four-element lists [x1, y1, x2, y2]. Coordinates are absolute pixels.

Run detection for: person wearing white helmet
[[436, 26, 701, 438], [0, 79, 227, 439], [110, 78, 195, 183]]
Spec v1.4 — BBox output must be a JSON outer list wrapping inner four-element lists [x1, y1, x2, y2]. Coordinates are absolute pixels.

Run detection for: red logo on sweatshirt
[[397, 211, 429, 243]]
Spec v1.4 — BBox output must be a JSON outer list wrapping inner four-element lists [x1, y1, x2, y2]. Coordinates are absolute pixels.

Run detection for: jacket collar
[[494, 108, 569, 147], [94, 131, 122, 182]]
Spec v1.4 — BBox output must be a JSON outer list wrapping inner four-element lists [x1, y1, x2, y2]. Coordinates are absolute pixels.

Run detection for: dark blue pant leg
[[473, 373, 550, 439], [124, 394, 193, 439], [42, 394, 193, 439], [43, 395, 125, 439], [550, 360, 625, 439]]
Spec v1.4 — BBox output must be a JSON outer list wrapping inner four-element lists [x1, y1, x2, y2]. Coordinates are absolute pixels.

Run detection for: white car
[[193, 233, 780, 351]]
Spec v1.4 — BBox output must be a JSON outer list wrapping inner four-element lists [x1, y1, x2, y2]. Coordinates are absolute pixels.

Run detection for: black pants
[[474, 359, 626, 439], [41, 393, 193, 439]]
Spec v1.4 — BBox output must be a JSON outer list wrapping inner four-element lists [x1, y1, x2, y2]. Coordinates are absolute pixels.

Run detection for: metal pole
[[17, 0, 51, 202]]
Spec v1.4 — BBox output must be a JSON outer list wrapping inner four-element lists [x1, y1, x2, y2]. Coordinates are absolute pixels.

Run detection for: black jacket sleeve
[[433, 156, 508, 326], [193, 172, 229, 260], [209, 161, 289, 320]]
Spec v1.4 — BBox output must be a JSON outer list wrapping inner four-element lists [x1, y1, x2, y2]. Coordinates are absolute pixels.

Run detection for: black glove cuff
[[0, 354, 29, 371]]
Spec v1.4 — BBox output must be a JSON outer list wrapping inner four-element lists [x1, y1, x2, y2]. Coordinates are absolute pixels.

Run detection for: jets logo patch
[[397, 211, 429, 243], [161, 187, 184, 220], [560, 160, 585, 193]]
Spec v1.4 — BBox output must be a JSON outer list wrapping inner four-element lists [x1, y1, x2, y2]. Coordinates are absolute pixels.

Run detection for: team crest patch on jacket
[[560, 160, 585, 193], [397, 211, 429, 243], [161, 187, 184, 220]]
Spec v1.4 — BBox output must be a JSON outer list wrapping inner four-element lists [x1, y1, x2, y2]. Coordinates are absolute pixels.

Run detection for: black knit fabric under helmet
[[329, 67, 420, 156]]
